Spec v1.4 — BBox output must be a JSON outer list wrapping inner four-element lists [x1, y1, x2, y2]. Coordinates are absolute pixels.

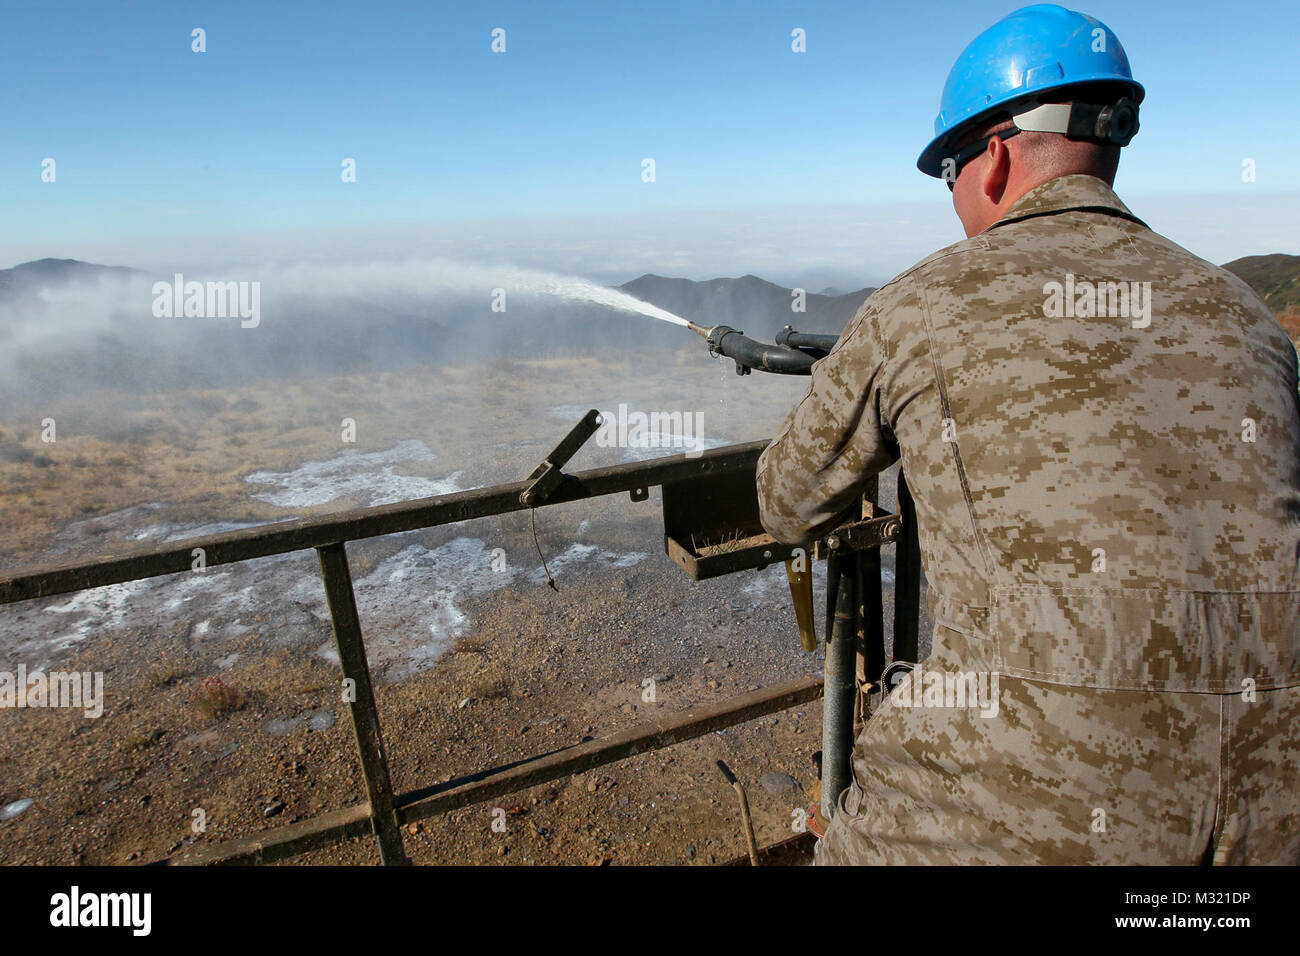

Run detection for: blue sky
[[3, 0, 1297, 282]]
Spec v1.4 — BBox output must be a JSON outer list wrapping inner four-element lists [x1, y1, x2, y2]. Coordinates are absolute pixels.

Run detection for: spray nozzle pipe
[[698, 324, 834, 376]]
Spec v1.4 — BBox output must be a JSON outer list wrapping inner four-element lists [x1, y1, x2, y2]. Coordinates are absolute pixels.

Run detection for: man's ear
[[981, 136, 1011, 205]]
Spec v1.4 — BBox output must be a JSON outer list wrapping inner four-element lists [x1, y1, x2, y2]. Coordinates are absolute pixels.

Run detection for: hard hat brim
[[917, 76, 1145, 178]]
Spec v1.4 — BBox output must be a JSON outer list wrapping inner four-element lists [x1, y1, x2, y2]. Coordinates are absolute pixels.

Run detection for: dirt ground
[[0, 351, 923, 866]]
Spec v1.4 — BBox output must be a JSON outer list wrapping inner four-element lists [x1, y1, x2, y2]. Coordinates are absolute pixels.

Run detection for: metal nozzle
[[686, 321, 712, 339]]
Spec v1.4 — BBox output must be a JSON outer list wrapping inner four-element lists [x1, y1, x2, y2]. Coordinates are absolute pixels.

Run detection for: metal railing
[[0, 437, 919, 865]]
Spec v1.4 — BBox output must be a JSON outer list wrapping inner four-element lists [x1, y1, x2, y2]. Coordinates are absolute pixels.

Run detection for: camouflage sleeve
[[755, 285, 903, 545]]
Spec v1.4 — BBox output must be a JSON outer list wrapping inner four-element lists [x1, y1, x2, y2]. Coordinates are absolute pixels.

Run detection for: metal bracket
[[706, 325, 754, 376], [811, 513, 902, 562], [520, 408, 602, 507]]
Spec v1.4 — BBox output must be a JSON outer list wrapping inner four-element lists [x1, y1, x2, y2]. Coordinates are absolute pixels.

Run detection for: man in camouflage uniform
[[756, 4, 1300, 864]]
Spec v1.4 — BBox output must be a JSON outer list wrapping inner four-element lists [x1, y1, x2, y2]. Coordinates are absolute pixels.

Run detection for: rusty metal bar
[[166, 805, 374, 866], [166, 675, 823, 866], [395, 675, 823, 823], [821, 553, 858, 820], [0, 440, 768, 606], [317, 542, 408, 866], [716, 760, 760, 866]]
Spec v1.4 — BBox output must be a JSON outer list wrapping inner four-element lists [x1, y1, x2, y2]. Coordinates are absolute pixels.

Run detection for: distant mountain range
[[618, 273, 875, 343], [0, 259, 872, 342], [616, 255, 1300, 345], [1222, 254, 1300, 318], [3, 254, 1294, 334], [0, 257, 138, 292], [1, 253, 1296, 404]]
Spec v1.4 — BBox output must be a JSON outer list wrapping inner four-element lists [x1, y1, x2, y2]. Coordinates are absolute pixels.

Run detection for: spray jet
[[687, 321, 840, 376]]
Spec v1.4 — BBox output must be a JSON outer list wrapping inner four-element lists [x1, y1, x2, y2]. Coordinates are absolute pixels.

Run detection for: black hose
[[706, 326, 818, 375], [775, 327, 839, 355]]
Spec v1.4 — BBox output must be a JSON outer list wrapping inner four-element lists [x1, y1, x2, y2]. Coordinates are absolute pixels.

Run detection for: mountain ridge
[[0, 258, 139, 290], [617, 273, 876, 340], [4, 254, 1297, 339], [1222, 254, 1300, 317]]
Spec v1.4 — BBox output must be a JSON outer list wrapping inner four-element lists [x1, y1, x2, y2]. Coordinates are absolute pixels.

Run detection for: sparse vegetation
[[189, 676, 246, 720], [692, 528, 768, 557], [143, 662, 186, 689], [471, 673, 508, 699], [122, 729, 163, 750]]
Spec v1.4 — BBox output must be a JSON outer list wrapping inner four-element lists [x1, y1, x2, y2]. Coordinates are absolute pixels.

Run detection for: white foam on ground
[[162, 570, 241, 613], [302, 537, 650, 679], [12, 534, 652, 674], [2, 550, 309, 668], [2, 481, 653, 681], [43, 579, 157, 651], [244, 440, 462, 508], [525, 543, 649, 584], [309, 537, 511, 680]]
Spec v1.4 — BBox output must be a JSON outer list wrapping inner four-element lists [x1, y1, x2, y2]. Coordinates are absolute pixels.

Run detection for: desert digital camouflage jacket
[[756, 174, 1300, 691]]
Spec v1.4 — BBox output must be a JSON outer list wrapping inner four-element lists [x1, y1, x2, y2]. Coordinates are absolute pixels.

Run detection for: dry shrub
[[471, 674, 508, 699], [188, 675, 246, 720]]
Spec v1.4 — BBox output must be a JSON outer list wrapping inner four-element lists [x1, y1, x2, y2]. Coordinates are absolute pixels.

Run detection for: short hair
[[947, 81, 1129, 183]]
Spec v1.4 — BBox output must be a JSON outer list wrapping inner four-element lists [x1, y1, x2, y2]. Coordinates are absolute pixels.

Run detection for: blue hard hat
[[917, 4, 1144, 177]]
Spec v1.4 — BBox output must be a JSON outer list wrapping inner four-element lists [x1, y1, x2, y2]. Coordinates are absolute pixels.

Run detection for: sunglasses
[[945, 127, 1023, 191]]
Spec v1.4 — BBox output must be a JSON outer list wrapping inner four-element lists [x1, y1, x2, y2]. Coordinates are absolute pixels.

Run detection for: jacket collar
[[989, 174, 1146, 231]]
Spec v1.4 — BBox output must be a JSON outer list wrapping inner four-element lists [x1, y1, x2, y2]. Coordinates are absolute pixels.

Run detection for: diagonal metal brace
[[520, 408, 602, 507]]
